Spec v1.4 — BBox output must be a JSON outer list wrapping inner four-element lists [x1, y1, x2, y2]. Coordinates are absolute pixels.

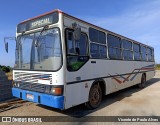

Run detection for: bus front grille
[[18, 82, 46, 93], [14, 72, 52, 93], [14, 72, 52, 84]]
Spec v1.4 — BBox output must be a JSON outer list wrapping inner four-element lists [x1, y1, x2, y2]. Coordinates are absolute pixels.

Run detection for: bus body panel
[[65, 58, 154, 109]]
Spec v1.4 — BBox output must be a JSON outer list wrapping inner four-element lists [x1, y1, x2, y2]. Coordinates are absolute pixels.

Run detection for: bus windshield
[[15, 28, 62, 71]]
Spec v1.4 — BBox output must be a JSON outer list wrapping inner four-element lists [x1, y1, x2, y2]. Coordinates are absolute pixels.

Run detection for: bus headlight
[[50, 87, 63, 95], [13, 82, 18, 87], [13, 82, 21, 88], [45, 86, 51, 93], [17, 83, 20, 87]]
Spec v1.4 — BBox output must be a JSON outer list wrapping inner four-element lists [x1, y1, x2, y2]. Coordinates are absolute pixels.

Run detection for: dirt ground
[[0, 71, 160, 125]]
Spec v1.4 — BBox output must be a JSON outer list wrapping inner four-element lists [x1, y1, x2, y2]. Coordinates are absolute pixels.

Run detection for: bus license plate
[[26, 94, 34, 100]]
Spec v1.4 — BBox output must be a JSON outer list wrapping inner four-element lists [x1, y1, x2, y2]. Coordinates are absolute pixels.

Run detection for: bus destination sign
[[31, 17, 52, 29], [17, 12, 58, 33]]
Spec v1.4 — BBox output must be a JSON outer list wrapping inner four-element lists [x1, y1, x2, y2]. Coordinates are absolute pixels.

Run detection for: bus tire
[[85, 83, 102, 109], [138, 74, 146, 88]]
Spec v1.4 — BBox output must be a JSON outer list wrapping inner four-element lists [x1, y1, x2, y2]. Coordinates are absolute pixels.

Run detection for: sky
[[0, 0, 159, 66]]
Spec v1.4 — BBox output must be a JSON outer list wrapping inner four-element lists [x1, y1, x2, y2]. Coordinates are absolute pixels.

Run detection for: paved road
[[0, 71, 160, 125]]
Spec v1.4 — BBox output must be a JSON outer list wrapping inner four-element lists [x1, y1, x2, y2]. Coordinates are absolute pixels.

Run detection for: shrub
[[0, 65, 12, 73], [156, 64, 160, 70]]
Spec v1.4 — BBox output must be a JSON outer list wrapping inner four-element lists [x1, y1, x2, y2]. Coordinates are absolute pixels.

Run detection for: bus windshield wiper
[[34, 25, 49, 62], [35, 25, 49, 47]]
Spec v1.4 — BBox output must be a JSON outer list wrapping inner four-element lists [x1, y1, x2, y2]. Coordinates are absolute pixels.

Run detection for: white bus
[[5, 9, 155, 110]]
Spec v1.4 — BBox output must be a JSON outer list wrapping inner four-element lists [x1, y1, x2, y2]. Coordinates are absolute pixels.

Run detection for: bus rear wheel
[[85, 84, 102, 109], [138, 74, 146, 88]]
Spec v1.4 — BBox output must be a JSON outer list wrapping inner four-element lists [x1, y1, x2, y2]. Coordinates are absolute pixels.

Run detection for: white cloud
[[81, 0, 160, 46]]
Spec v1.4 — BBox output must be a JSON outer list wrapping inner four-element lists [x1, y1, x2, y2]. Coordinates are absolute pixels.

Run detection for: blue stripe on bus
[[12, 88, 64, 110]]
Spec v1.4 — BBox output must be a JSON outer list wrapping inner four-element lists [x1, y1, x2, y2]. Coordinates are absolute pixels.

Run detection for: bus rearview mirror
[[73, 27, 81, 41], [5, 42, 8, 53], [72, 23, 81, 41], [4, 37, 16, 53]]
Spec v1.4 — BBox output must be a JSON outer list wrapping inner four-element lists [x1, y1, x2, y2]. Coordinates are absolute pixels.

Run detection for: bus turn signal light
[[51, 87, 62, 95]]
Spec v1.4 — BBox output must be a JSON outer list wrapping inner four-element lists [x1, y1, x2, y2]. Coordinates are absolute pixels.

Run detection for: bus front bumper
[[12, 88, 64, 110]]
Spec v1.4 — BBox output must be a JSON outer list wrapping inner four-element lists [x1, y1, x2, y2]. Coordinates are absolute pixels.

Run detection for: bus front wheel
[[138, 74, 146, 88], [85, 83, 102, 109]]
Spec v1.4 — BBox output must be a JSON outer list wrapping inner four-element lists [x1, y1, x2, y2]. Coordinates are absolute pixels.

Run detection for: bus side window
[[67, 31, 88, 56], [67, 31, 76, 54], [133, 43, 141, 61], [147, 47, 153, 61], [151, 48, 154, 61], [122, 39, 133, 61], [140, 45, 147, 61], [66, 29, 89, 71], [107, 34, 122, 59]]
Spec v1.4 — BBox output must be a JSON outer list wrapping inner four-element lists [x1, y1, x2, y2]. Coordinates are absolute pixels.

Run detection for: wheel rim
[[90, 85, 101, 107]]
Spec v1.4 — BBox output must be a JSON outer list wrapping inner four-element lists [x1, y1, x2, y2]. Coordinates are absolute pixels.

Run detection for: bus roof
[[19, 9, 153, 49], [20, 9, 62, 24]]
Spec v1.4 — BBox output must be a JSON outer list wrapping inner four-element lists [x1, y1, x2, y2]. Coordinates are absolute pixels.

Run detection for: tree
[[0, 65, 12, 73]]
